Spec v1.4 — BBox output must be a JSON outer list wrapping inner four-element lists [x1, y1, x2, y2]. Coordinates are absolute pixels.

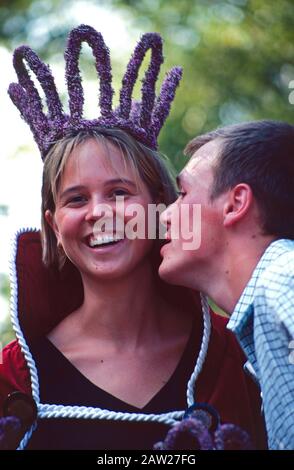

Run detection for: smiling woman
[[0, 25, 266, 450], [38, 128, 181, 410], [41, 128, 174, 274]]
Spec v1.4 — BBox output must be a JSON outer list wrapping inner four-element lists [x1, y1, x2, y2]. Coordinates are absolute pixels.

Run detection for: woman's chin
[[82, 262, 128, 280]]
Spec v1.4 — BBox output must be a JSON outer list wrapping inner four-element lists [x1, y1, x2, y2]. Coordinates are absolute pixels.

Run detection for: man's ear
[[45, 210, 61, 244], [223, 184, 253, 227]]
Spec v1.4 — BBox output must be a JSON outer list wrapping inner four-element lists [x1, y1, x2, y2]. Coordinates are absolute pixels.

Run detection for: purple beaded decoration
[[8, 24, 183, 160], [153, 418, 254, 451]]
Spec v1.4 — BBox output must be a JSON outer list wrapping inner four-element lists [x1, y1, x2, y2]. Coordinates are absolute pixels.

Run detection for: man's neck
[[200, 235, 275, 315]]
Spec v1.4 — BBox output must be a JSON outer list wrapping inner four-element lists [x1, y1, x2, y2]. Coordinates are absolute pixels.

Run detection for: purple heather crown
[[8, 24, 183, 160]]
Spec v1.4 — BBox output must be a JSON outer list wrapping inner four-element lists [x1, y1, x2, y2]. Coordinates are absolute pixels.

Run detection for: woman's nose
[[84, 199, 114, 222]]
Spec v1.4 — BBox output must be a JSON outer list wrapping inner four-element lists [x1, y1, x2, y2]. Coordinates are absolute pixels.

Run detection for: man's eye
[[177, 190, 186, 198]]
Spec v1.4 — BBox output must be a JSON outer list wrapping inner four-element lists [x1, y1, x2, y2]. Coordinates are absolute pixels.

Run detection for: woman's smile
[[83, 235, 127, 253]]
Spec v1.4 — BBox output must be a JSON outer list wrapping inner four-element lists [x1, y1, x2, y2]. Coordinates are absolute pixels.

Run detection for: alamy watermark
[[92, 196, 202, 250]]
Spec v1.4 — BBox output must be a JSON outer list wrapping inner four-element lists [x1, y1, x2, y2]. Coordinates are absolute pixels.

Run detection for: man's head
[[159, 120, 294, 289]]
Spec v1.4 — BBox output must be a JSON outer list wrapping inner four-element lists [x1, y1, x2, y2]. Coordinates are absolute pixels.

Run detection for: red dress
[[0, 230, 266, 449]]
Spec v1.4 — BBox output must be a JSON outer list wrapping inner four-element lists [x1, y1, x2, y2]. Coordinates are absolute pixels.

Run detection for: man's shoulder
[[254, 240, 294, 331], [269, 239, 294, 266], [258, 240, 294, 288]]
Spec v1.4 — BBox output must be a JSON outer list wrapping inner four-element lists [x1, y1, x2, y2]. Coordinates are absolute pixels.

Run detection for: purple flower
[[65, 25, 113, 121], [153, 418, 213, 450], [214, 424, 253, 450], [0, 416, 22, 450], [153, 416, 254, 451]]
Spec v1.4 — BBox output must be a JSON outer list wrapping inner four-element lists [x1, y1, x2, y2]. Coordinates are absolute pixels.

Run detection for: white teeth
[[89, 235, 123, 247]]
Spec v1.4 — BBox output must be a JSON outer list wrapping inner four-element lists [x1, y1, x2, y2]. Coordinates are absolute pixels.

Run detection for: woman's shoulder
[[1, 340, 28, 373], [0, 340, 31, 416]]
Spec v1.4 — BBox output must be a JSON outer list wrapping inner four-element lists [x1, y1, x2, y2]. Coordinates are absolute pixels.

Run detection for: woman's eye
[[177, 190, 186, 198], [67, 195, 87, 204], [111, 189, 130, 197]]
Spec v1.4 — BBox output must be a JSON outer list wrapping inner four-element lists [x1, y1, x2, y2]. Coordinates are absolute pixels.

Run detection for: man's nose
[[160, 203, 173, 227]]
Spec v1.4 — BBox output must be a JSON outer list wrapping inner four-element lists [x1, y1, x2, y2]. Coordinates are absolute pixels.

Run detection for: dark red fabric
[[0, 317, 266, 447], [15, 231, 83, 340], [0, 340, 31, 413], [197, 313, 266, 448]]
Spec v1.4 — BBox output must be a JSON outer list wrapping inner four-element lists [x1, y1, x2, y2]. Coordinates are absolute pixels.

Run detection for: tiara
[[8, 24, 182, 160]]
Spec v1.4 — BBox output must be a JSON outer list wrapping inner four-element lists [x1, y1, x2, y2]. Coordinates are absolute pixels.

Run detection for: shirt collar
[[228, 238, 291, 332]]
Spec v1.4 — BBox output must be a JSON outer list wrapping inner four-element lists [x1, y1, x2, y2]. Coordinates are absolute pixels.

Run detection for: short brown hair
[[184, 120, 294, 239]]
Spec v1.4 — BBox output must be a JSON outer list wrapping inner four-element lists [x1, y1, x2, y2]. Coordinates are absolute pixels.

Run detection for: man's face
[[159, 139, 226, 289]]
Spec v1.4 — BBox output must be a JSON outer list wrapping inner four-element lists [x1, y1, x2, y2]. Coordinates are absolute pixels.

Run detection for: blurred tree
[[0, 0, 69, 55], [1, 0, 294, 168], [0, 314, 14, 345], [108, 0, 294, 168], [0, 205, 8, 216], [0, 274, 13, 344]]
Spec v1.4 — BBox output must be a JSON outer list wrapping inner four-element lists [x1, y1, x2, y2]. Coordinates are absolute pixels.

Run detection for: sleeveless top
[[1, 313, 266, 449], [26, 318, 200, 450]]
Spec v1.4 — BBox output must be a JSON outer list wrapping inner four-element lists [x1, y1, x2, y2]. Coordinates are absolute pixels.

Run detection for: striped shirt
[[228, 239, 294, 450]]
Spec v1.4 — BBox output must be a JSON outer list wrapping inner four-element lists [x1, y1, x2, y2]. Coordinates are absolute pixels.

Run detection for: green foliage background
[[1, 0, 293, 340], [1, 0, 294, 168]]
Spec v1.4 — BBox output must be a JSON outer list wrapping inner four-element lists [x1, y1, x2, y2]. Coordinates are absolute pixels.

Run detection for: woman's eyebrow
[[60, 179, 137, 199], [60, 185, 86, 199], [103, 178, 137, 188]]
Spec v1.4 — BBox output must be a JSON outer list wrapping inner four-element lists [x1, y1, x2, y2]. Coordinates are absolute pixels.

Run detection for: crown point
[[65, 23, 113, 123]]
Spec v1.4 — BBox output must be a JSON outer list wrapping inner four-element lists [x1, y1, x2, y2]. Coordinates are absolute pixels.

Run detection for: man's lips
[[160, 231, 172, 256]]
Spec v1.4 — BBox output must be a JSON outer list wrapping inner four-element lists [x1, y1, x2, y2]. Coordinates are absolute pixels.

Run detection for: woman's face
[[45, 138, 154, 281]]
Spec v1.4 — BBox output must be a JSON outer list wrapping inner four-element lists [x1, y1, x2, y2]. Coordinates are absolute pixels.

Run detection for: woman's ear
[[45, 210, 61, 244], [223, 183, 253, 227]]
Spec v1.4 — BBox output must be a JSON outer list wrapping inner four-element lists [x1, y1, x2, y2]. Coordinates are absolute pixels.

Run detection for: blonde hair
[[41, 128, 177, 269]]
